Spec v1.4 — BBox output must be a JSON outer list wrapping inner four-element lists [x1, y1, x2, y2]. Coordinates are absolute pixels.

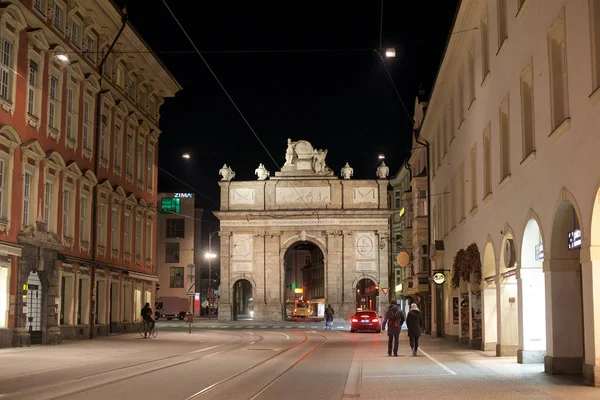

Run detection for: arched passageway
[[356, 278, 377, 312], [233, 279, 253, 321], [283, 242, 325, 320]]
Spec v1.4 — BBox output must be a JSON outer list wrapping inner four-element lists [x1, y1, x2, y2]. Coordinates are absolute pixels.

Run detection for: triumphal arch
[[214, 139, 391, 321]]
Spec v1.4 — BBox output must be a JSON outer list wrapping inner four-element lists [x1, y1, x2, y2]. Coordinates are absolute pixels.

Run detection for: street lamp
[[385, 48, 396, 58], [182, 153, 191, 159], [205, 231, 219, 319], [378, 154, 385, 160]]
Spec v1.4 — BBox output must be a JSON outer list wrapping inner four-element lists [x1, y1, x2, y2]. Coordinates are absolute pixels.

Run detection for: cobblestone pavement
[[0, 329, 598, 399]]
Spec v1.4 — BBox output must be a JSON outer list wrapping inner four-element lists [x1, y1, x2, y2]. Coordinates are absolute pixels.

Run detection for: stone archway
[[518, 217, 546, 364], [283, 241, 326, 320], [481, 240, 498, 351], [498, 230, 518, 356], [232, 279, 253, 321], [355, 278, 377, 312], [546, 199, 584, 375]]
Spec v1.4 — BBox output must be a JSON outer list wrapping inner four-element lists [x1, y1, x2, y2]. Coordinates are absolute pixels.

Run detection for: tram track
[[0, 331, 260, 400], [185, 332, 328, 400]]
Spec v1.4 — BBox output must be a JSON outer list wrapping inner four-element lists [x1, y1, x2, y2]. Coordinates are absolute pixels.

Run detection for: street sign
[[432, 272, 446, 285], [381, 288, 389, 295], [186, 283, 195, 296]]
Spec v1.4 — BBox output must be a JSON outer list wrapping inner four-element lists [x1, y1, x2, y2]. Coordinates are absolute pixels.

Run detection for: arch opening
[[519, 219, 546, 362], [232, 279, 253, 321], [283, 241, 325, 320], [547, 200, 584, 373], [356, 278, 377, 312]]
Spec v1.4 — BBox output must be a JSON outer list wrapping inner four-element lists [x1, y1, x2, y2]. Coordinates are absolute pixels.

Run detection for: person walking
[[406, 303, 424, 356], [382, 299, 405, 357], [325, 304, 334, 330]]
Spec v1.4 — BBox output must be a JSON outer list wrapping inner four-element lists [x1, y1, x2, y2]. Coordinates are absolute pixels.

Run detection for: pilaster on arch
[[482, 235, 498, 281], [0, 124, 22, 146]]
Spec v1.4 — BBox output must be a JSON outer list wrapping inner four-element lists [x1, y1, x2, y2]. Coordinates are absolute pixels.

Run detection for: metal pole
[[208, 232, 212, 320]]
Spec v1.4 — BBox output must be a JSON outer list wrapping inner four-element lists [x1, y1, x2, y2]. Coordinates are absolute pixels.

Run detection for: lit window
[[100, 115, 108, 161], [44, 181, 52, 229], [83, 99, 91, 150], [27, 61, 37, 116], [53, 2, 65, 32], [86, 35, 96, 63], [136, 142, 143, 182], [80, 196, 87, 242], [71, 19, 81, 48], [48, 76, 58, 129], [23, 172, 32, 227], [124, 213, 131, 254], [113, 125, 121, 169], [66, 87, 74, 139], [63, 189, 70, 237], [0, 39, 13, 101]]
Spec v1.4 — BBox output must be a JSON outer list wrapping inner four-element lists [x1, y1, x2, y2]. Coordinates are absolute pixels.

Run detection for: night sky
[[113, 0, 460, 212]]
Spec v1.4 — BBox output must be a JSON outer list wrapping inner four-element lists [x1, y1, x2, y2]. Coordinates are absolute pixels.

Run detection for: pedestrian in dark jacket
[[382, 300, 406, 357], [406, 303, 424, 356]]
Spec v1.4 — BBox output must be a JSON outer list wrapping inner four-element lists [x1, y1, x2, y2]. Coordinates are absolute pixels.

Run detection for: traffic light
[[156, 283, 160, 291]]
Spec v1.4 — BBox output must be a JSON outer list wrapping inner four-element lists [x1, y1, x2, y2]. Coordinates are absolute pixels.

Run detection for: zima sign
[[174, 193, 193, 198], [432, 272, 446, 285]]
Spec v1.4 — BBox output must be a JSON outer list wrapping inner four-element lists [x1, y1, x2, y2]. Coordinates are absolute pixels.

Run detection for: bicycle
[[139, 320, 157, 339]]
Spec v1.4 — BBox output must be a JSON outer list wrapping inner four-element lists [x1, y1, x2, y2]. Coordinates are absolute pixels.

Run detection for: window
[[135, 218, 142, 258], [113, 124, 121, 169], [481, 7, 490, 80], [170, 267, 184, 288], [148, 97, 156, 119], [86, 35, 96, 63], [470, 146, 477, 210], [27, 61, 37, 116], [166, 242, 180, 263], [147, 147, 153, 189], [160, 198, 180, 214], [126, 133, 133, 176], [145, 221, 152, 260], [100, 115, 108, 161], [62, 189, 70, 237], [483, 124, 492, 197], [124, 213, 131, 254], [497, 0, 507, 47], [53, 1, 65, 32], [548, 12, 569, 130], [111, 208, 119, 251], [499, 96, 510, 180], [97, 203, 106, 248], [458, 69, 465, 124], [80, 196, 87, 242], [43, 181, 51, 229], [102, 49, 112, 77], [83, 99, 91, 150], [468, 46, 476, 104], [140, 87, 147, 110], [128, 77, 136, 99], [48, 75, 58, 129], [33, 0, 46, 15], [520, 64, 535, 158], [66, 87, 75, 140], [23, 172, 32, 226], [136, 142, 143, 182], [166, 219, 185, 238], [0, 39, 12, 100], [116, 65, 124, 88], [459, 162, 465, 220], [71, 19, 81, 48], [591, 0, 600, 90]]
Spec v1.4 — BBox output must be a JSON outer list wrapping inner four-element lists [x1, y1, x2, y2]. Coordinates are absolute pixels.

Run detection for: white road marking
[[298, 326, 305, 328], [272, 326, 280, 328], [310, 330, 317, 333], [285, 326, 292, 328], [209, 326, 217, 328], [191, 345, 221, 354], [311, 325, 318, 328], [418, 348, 457, 375], [248, 326, 254, 328], [363, 373, 453, 378], [259, 326, 267, 328]]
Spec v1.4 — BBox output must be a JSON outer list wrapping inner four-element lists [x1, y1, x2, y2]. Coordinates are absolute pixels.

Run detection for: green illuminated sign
[[161, 198, 181, 214]]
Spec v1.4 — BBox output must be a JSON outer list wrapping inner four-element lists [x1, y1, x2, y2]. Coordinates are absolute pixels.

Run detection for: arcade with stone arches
[[215, 139, 391, 322]]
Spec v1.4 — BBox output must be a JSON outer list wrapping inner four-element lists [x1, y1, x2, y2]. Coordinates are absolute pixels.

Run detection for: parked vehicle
[[155, 297, 189, 320], [292, 300, 311, 318], [350, 310, 381, 333]]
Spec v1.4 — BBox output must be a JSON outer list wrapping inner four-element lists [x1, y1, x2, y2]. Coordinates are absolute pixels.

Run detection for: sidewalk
[[353, 334, 599, 400]]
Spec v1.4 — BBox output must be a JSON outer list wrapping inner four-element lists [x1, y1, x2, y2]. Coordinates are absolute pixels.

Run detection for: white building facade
[[421, 0, 600, 385]]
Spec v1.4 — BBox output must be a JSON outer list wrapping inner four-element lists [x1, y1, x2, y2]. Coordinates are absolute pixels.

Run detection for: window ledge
[[124, 252, 131, 262], [458, 217, 467, 227], [469, 206, 478, 217], [111, 249, 119, 259], [26, 114, 40, 130], [147, 186, 153, 195], [496, 37, 508, 56], [82, 147, 92, 160], [97, 245, 106, 257], [468, 97, 476, 111], [449, 137, 455, 147], [145, 258, 152, 267], [136, 180, 144, 190], [0, 218, 9, 232], [481, 71, 491, 88], [100, 157, 109, 169], [135, 256, 142, 265], [62, 236, 74, 249], [498, 174, 512, 191], [126, 174, 134, 183], [589, 86, 600, 105], [458, 118, 465, 130], [0, 97, 13, 115], [516, 0, 531, 19], [549, 118, 571, 140], [520, 150, 536, 167], [80, 241, 90, 253], [66, 136, 77, 150], [483, 192, 493, 205], [47, 126, 60, 142], [113, 166, 122, 177]]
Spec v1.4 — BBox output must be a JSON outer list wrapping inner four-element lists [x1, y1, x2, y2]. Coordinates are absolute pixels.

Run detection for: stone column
[[326, 231, 342, 321], [342, 232, 356, 319], [217, 233, 232, 322], [582, 245, 600, 386], [264, 232, 282, 320], [517, 267, 546, 364], [42, 248, 61, 345]]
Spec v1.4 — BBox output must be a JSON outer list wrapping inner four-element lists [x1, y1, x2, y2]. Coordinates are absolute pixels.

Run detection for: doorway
[[26, 271, 43, 345], [233, 279, 253, 320]]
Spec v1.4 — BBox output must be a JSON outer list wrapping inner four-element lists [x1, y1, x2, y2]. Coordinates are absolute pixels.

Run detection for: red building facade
[[0, 0, 180, 347]]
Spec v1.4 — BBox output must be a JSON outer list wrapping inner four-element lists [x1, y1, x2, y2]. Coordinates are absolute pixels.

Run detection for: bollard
[[185, 311, 193, 334]]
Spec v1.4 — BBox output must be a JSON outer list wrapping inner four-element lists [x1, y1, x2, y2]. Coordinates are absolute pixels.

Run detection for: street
[[0, 322, 598, 400]]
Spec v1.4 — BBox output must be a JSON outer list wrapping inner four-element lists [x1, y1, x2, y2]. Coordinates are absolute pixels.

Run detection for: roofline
[[418, 0, 462, 133], [107, 0, 182, 92]]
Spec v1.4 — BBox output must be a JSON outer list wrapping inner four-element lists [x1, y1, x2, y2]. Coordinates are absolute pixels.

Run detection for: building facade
[[214, 139, 391, 321], [388, 163, 411, 310], [156, 193, 196, 315], [420, 0, 600, 386], [0, 0, 180, 347]]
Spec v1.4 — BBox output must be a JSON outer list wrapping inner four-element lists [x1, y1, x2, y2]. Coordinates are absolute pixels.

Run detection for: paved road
[[0, 327, 598, 400]]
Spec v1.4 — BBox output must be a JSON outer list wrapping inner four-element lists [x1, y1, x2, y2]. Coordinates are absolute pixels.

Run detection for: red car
[[350, 310, 381, 333]]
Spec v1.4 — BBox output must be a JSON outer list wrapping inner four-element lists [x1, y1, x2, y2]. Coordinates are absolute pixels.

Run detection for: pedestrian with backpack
[[382, 299, 406, 357]]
